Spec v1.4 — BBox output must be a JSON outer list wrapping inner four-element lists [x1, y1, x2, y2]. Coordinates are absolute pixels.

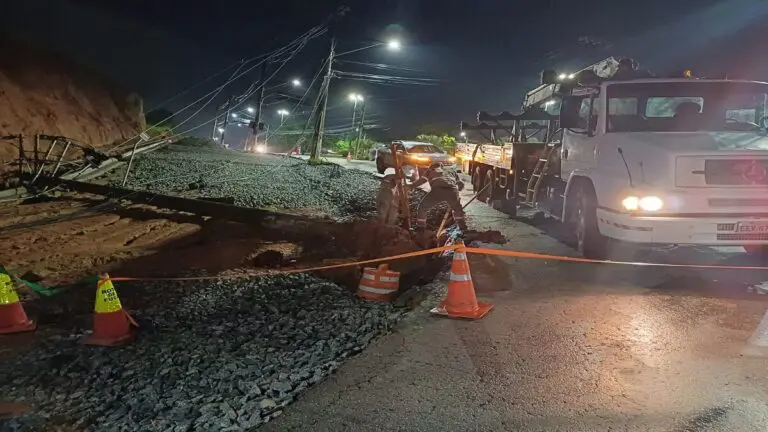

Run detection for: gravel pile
[[122, 146, 380, 220], [1, 274, 405, 431]]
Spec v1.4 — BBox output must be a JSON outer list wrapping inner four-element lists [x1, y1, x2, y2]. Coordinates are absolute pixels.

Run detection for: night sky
[[3, 0, 768, 144]]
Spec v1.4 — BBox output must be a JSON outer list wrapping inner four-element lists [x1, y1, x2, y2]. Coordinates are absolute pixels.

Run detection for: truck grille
[[717, 233, 768, 241], [705, 159, 768, 185]]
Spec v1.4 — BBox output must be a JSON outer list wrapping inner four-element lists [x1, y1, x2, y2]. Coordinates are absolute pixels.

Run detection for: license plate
[[736, 222, 768, 233]]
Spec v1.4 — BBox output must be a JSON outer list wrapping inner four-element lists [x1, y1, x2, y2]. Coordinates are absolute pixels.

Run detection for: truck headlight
[[622, 195, 663, 212], [639, 196, 663, 211]]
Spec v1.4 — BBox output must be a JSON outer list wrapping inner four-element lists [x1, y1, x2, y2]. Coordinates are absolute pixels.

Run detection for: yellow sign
[[94, 277, 123, 313], [0, 273, 20, 305]]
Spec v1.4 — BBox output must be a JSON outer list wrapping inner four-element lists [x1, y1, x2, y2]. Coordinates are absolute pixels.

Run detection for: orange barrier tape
[[461, 247, 768, 271], [109, 243, 768, 284], [109, 245, 460, 283]]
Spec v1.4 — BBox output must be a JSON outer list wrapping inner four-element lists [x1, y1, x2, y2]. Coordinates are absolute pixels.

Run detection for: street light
[[277, 109, 289, 125], [231, 113, 238, 118], [246, 106, 255, 113], [460, 131, 468, 143], [291, 78, 302, 87], [217, 127, 225, 133], [387, 39, 401, 51]]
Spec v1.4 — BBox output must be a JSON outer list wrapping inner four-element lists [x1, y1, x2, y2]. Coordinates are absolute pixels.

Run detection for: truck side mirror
[[560, 96, 582, 129]]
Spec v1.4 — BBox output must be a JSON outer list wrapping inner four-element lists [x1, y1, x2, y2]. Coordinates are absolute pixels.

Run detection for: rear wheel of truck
[[502, 188, 518, 217], [484, 171, 496, 206], [572, 183, 609, 259], [471, 168, 484, 194]]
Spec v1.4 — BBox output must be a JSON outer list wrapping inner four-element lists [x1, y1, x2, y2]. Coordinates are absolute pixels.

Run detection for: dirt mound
[[0, 35, 144, 183]]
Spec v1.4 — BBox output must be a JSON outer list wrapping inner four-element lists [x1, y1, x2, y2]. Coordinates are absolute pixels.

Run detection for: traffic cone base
[[80, 311, 136, 347], [0, 308, 35, 335], [430, 301, 493, 320], [431, 245, 493, 321], [0, 273, 36, 335]]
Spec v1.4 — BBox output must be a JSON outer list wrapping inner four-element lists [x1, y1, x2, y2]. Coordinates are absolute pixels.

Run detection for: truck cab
[[558, 77, 768, 257]]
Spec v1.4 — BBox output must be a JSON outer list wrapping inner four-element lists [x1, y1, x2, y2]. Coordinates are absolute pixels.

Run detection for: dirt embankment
[[0, 35, 144, 182]]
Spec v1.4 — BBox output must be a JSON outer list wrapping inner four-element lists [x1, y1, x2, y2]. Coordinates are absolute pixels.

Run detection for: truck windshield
[[605, 81, 768, 133]]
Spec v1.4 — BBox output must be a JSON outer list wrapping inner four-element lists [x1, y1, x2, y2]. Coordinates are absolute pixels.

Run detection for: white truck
[[457, 57, 768, 258]]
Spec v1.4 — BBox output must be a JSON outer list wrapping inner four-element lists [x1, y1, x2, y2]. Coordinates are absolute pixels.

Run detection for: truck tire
[[502, 189, 518, 217], [572, 183, 609, 259], [471, 167, 484, 193], [376, 156, 386, 174], [484, 171, 495, 206]]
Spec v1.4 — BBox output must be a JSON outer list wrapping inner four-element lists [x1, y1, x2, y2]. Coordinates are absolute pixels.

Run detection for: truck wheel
[[471, 168, 483, 193], [573, 184, 609, 259], [376, 157, 386, 174], [502, 189, 518, 217], [484, 171, 495, 206]]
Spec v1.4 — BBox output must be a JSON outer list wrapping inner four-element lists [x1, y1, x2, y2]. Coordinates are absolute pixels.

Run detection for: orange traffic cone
[[0, 273, 36, 334], [80, 274, 137, 347], [431, 242, 493, 320]]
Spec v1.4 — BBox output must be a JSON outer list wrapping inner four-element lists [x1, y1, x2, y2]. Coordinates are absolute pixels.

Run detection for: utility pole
[[251, 61, 268, 152], [211, 117, 219, 140], [309, 38, 336, 163], [219, 95, 234, 146], [349, 99, 358, 143], [354, 99, 367, 158]]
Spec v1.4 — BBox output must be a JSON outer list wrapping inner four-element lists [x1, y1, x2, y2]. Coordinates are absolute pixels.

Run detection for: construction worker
[[410, 163, 467, 230], [376, 174, 400, 225]]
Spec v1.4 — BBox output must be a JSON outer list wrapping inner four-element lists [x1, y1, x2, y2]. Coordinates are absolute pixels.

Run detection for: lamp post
[[277, 109, 289, 125]]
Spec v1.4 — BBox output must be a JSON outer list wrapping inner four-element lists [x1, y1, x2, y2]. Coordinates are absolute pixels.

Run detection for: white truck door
[[561, 96, 599, 181]]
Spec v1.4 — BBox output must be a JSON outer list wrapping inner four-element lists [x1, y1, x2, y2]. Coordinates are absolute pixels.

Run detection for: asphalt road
[[263, 168, 768, 431]]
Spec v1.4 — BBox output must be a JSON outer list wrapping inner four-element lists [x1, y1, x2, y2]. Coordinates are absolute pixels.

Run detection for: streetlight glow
[[231, 113, 238, 118], [460, 131, 466, 137], [277, 109, 289, 116], [217, 127, 225, 133], [387, 39, 401, 51], [348, 93, 364, 102], [246, 106, 255, 113], [291, 79, 301, 87]]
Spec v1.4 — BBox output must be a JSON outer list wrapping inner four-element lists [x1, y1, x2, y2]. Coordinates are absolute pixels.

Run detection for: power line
[[108, 21, 331, 151]]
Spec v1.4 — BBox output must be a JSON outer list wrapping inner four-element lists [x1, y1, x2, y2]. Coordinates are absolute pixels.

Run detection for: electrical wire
[[145, 59, 245, 112], [106, 21, 331, 152]]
